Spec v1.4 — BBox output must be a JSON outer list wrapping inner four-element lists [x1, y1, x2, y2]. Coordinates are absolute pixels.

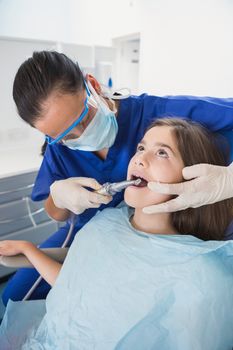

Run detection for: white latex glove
[[143, 162, 233, 213], [50, 177, 112, 215]]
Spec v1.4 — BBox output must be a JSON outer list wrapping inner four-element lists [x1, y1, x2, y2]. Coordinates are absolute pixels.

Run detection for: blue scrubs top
[[32, 94, 233, 237]]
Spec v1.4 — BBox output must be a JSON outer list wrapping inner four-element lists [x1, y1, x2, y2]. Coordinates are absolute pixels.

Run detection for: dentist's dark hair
[[13, 51, 85, 127], [147, 117, 233, 241]]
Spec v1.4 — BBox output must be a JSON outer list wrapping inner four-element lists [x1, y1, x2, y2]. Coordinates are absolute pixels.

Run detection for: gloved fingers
[[82, 202, 102, 210], [72, 195, 112, 215], [71, 177, 102, 191], [143, 196, 188, 214], [88, 192, 113, 205], [147, 181, 186, 195], [64, 191, 112, 214], [182, 163, 213, 180], [71, 201, 102, 214]]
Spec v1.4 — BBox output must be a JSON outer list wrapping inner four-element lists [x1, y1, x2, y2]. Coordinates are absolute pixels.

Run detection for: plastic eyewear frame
[[46, 81, 91, 145]]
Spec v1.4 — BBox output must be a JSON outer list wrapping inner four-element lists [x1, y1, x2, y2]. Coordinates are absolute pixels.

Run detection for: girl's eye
[[136, 145, 144, 152], [156, 149, 168, 158]]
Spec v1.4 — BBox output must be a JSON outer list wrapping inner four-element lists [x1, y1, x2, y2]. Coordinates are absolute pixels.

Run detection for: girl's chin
[[124, 187, 169, 209]]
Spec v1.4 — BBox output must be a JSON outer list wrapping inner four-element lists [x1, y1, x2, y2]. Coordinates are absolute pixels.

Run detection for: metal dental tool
[[96, 178, 141, 196]]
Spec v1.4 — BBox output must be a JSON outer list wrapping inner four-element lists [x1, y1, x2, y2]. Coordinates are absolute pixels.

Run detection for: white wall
[[0, 0, 232, 96], [0, 0, 69, 43], [138, 0, 233, 96], [0, 0, 141, 46], [0, 0, 233, 96]]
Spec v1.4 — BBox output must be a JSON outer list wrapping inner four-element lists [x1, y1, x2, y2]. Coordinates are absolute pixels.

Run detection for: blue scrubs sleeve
[[159, 95, 233, 131], [31, 145, 65, 201]]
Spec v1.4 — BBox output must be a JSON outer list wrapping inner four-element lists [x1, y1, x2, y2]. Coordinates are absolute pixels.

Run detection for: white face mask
[[62, 83, 118, 152]]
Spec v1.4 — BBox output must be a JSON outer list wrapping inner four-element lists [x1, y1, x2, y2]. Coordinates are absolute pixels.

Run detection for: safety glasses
[[45, 81, 93, 145]]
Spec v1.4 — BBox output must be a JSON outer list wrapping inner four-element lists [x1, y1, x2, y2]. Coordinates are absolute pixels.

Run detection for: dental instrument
[[96, 178, 141, 196]]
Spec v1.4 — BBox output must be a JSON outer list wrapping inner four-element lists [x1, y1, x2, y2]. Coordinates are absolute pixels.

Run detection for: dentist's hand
[[50, 177, 112, 215], [143, 162, 233, 213]]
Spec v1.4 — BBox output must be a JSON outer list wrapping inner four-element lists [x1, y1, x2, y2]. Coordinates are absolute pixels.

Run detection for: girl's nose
[[134, 154, 148, 167]]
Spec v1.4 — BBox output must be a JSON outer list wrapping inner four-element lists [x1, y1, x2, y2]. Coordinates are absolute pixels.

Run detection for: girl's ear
[[86, 74, 101, 94]]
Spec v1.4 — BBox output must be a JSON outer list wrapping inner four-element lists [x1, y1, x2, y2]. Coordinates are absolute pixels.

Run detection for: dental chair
[[0, 171, 62, 272], [1, 130, 233, 270], [0, 247, 68, 268]]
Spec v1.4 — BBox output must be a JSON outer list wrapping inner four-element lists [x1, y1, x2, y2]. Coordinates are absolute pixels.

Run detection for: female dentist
[[2, 50, 233, 305]]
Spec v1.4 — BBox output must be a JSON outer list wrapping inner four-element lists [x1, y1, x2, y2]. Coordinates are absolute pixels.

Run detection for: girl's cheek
[[155, 164, 183, 184], [149, 191, 172, 203]]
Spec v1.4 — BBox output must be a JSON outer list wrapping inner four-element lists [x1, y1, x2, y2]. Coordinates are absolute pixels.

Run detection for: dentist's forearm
[[45, 194, 71, 221], [22, 242, 62, 286]]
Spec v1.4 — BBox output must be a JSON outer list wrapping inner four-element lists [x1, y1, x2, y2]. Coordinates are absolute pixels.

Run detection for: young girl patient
[[1, 118, 233, 350]]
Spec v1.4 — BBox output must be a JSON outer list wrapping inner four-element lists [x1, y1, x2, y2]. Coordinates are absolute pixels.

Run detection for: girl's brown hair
[[147, 117, 233, 241]]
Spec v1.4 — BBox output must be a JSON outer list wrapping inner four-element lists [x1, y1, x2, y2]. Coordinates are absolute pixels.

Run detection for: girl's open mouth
[[130, 175, 148, 187]]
